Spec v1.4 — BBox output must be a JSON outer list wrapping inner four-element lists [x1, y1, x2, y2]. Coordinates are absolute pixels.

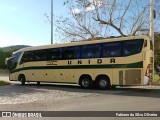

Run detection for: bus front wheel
[[18, 75, 26, 85]]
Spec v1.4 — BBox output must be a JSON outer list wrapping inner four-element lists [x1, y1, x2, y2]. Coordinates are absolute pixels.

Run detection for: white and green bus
[[6, 35, 153, 89]]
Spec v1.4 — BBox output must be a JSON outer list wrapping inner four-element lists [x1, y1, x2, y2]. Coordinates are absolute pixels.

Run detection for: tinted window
[[102, 42, 122, 57], [20, 51, 34, 63], [74, 46, 81, 59], [123, 39, 143, 56], [47, 48, 62, 60], [19, 39, 144, 63], [81, 44, 101, 58], [33, 50, 47, 61], [62, 46, 80, 59]]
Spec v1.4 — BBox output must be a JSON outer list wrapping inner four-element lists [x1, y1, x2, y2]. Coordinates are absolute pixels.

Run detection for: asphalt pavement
[[0, 75, 160, 120]]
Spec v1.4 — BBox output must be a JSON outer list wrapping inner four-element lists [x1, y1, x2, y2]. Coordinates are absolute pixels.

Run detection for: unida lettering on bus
[[68, 58, 115, 65]]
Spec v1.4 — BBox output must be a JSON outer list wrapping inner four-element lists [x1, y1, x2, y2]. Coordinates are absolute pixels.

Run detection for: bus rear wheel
[[80, 76, 93, 89], [96, 77, 110, 90], [18, 75, 26, 85], [37, 82, 40, 85]]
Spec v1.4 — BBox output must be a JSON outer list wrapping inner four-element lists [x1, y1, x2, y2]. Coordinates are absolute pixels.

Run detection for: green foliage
[[0, 45, 30, 69], [0, 49, 12, 69], [0, 80, 10, 86], [0, 49, 5, 69], [155, 33, 160, 66], [2, 45, 30, 52]]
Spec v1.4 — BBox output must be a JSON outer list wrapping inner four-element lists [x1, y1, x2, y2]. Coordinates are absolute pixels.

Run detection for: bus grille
[[125, 69, 141, 85]]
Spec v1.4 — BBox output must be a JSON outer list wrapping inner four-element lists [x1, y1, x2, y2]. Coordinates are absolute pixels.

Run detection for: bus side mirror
[[5, 57, 15, 71], [5, 58, 9, 65], [5, 57, 14, 65]]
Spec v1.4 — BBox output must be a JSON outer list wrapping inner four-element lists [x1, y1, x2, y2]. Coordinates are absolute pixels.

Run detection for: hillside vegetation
[[1, 45, 30, 52], [0, 45, 30, 69]]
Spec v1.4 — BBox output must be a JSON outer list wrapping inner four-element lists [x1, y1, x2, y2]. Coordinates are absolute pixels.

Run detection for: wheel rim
[[99, 79, 107, 87], [20, 77, 23, 82], [20, 76, 25, 85], [82, 78, 90, 87]]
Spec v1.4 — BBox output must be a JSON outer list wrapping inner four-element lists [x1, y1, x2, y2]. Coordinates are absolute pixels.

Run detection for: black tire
[[111, 85, 116, 89], [80, 76, 93, 89], [19, 75, 26, 85], [96, 77, 110, 90], [37, 82, 40, 85]]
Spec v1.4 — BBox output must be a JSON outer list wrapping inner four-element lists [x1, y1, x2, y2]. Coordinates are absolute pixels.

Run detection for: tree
[[0, 49, 12, 69], [0, 49, 5, 69], [49, 0, 160, 42], [155, 33, 160, 65], [154, 0, 160, 33], [92, 0, 150, 36]]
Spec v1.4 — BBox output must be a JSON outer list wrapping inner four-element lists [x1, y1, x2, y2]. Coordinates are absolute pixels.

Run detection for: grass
[[152, 73, 160, 85], [154, 74, 159, 81], [0, 69, 9, 76], [0, 80, 10, 86]]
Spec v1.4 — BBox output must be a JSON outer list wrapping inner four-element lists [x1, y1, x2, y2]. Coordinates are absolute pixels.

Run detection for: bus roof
[[16, 35, 149, 53]]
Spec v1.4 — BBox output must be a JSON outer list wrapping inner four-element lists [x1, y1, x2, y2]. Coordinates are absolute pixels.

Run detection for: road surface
[[0, 75, 160, 120]]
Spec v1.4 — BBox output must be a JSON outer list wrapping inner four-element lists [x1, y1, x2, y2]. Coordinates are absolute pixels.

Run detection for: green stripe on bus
[[10, 61, 143, 74]]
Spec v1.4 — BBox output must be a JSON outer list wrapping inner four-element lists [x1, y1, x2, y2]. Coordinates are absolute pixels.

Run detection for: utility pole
[[51, 0, 53, 44], [150, 0, 154, 82]]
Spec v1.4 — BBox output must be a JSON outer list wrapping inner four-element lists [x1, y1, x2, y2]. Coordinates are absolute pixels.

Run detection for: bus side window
[[20, 51, 33, 64], [74, 46, 81, 59], [47, 48, 62, 60], [33, 50, 47, 61], [123, 39, 143, 56], [62, 47, 75, 59], [81, 44, 101, 59], [102, 42, 121, 57], [81, 45, 90, 58], [68, 46, 80, 59]]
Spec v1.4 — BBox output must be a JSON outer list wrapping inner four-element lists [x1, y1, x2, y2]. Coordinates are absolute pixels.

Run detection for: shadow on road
[[110, 87, 160, 98], [5, 82, 160, 99], [0, 83, 47, 98]]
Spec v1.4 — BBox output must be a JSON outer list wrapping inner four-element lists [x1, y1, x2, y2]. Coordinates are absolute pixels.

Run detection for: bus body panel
[[6, 35, 153, 87]]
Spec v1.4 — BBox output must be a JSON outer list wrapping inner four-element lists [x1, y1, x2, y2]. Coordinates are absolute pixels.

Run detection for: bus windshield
[[6, 52, 22, 71]]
